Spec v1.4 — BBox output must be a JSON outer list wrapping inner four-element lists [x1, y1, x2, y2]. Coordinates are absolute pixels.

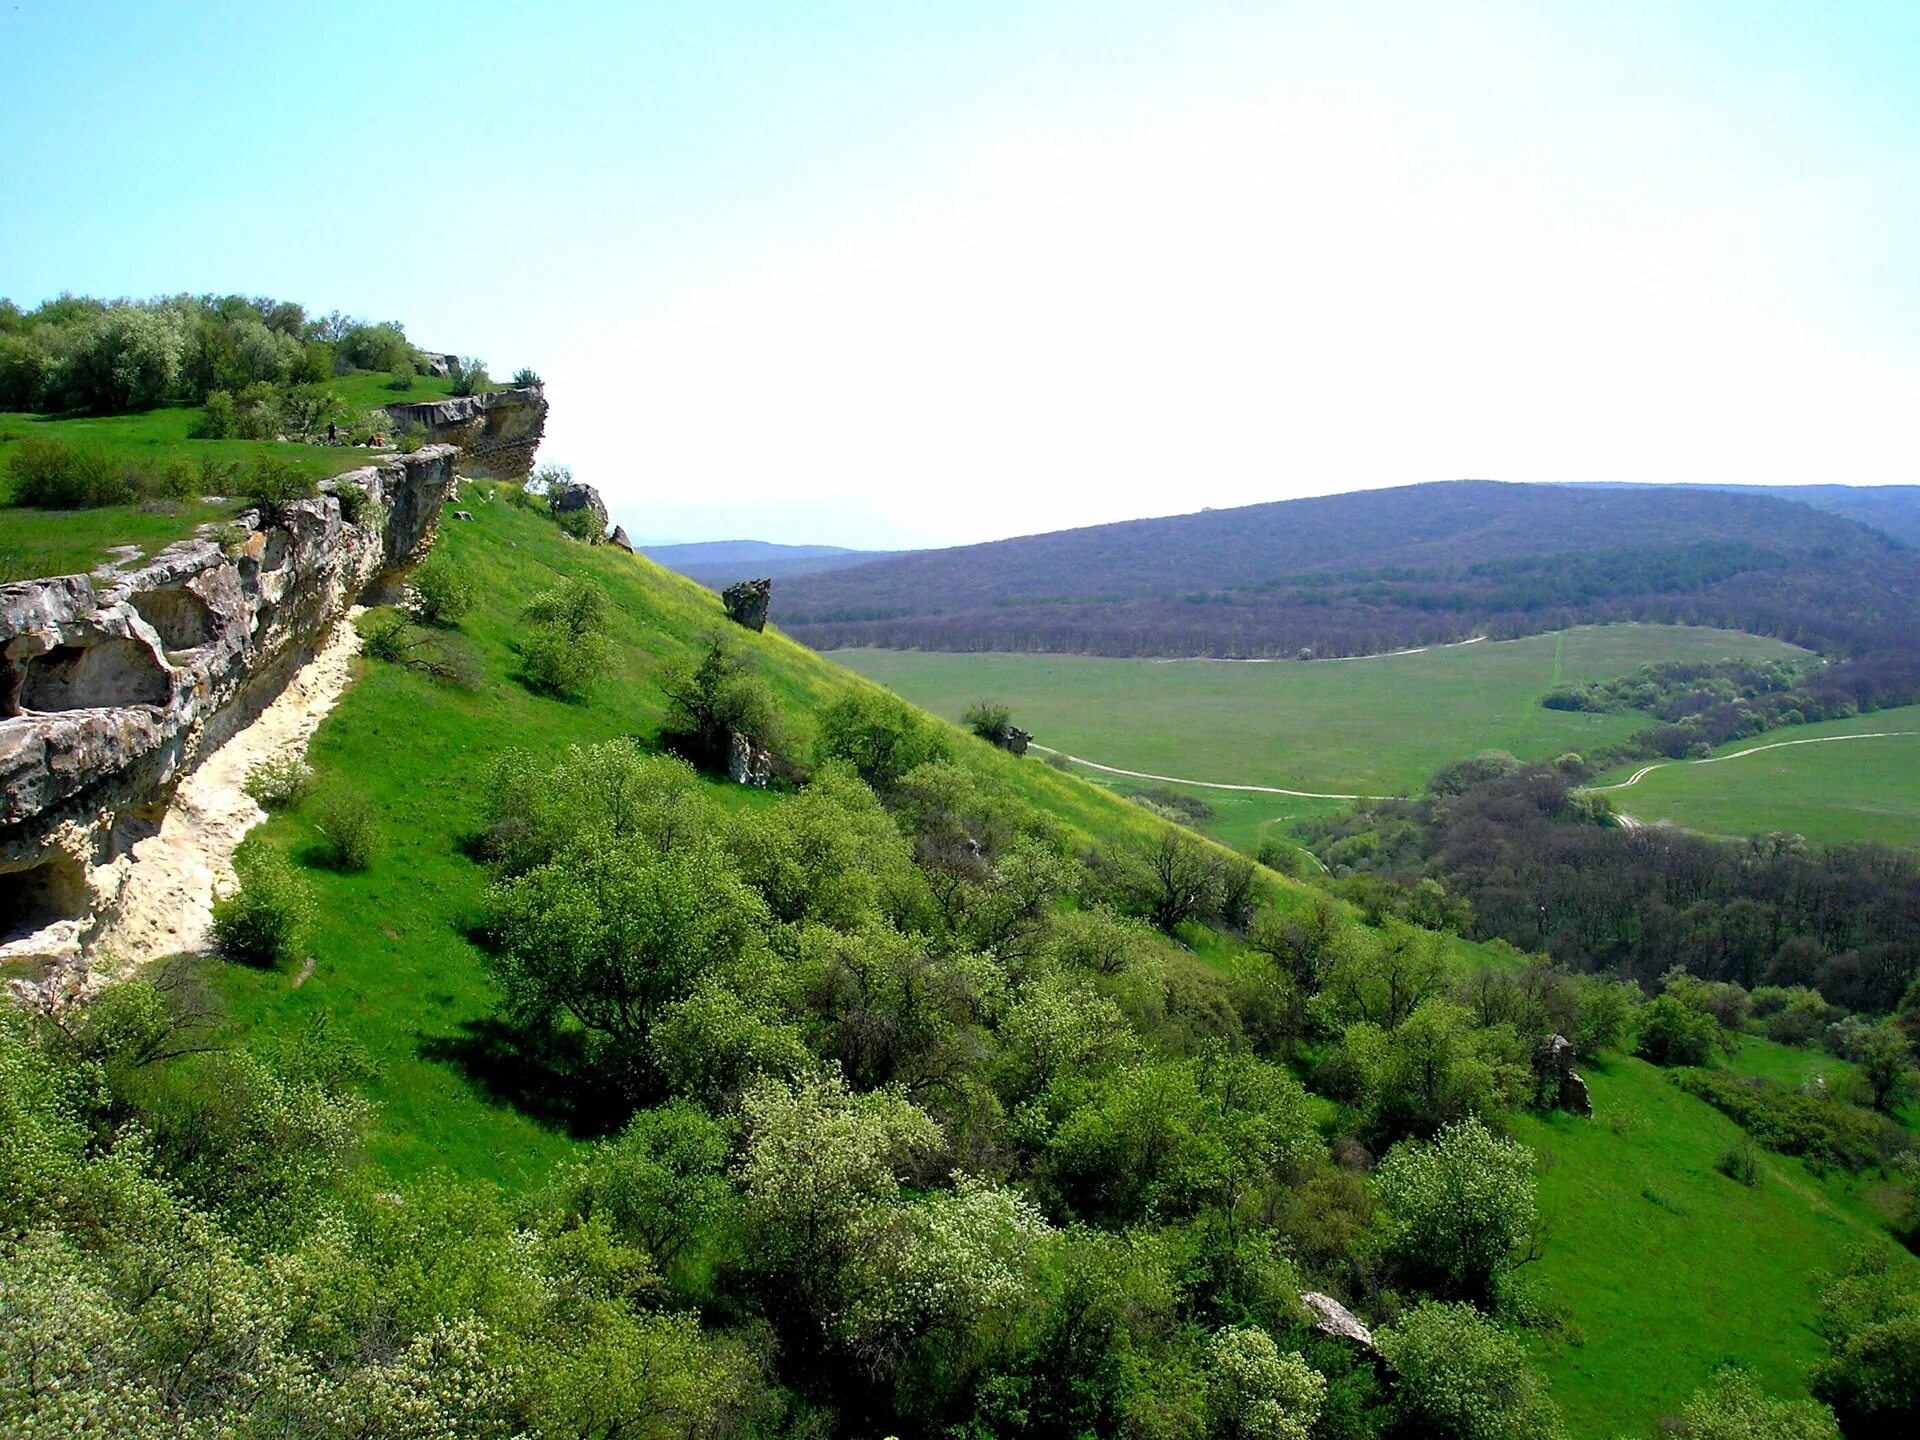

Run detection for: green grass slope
[[1595, 705, 1920, 849], [217, 487, 1294, 1185], [0, 370, 458, 578], [1514, 1053, 1902, 1439], [833, 626, 1805, 848]]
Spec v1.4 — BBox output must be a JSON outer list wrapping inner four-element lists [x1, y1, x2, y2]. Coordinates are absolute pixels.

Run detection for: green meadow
[[833, 626, 1806, 849], [1594, 705, 1920, 849], [1514, 1050, 1909, 1439], [0, 368, 459, 578]]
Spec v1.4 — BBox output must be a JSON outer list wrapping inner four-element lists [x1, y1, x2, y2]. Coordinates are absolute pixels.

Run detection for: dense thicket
[[776, 482, 1920, 716], [0, 292, 423, 415], [1298, 759, 1920, 1015]]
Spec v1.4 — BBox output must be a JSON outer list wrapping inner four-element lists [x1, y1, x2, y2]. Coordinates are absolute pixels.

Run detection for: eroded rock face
[[722, 578, 771, 632], [552, 480, 609, 539], [0, 446, 456, 978], [726, 730, 772, 787], [1533, 1033, 1592, 1116], [1300, 1292, 1375, 1351], [381, 387, 547, 479]]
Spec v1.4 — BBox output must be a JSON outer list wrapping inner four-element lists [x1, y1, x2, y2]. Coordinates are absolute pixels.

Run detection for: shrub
[[963, 699, 1015, 744], [243, 756, 314, 810], [409, 552, 473, 625], [332, 480, 370, 527], [245, 453, 317, 522], [1671, 1069, 1909, 1173], [1636, 993, 1723, 1067], [519, 578, 613, 700], [552, 504, 600, 541], [447, 355, 490, 396], [233, 380, 281, 439], [385, 358, 417, 391], [1376, 1301, 1567, 1440], [1373, 1117, 1536, 1303], [211, 840, 314, 966], [310, 790, 381, 872], [191, 388, 236, 438], [1715, 1137, 1759, 1187], [512, 366, 542, 387]]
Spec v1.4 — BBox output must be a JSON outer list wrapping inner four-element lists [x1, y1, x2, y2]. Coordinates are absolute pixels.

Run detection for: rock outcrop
[[1533, 1033, 1593, 1117], [722, 579, 771, 632], [381, 387, 547, 479], [1300, 1292, 1375, 1351], [0, 446, 456, 981], [552, 480, 610, 540], [726, 730, 773, 787]]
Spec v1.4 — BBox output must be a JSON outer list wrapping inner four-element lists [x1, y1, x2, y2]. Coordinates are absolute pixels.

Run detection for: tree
[[1671, 1368, 1840, 1440], [962, 699, 1016, 745], [1204, 1326, 1326, 1440], [1809, 1247, 1920, 1439], [408, 551, 473, 626], [1373, 1117, 1536, 1303], [1854, 1020, 1915, 1114], [1635, 992, 1723, 1067], [1376, 1301, 1567, 1440], [817, 690, 949, 791], [519, 577, 613, 699], [659, 633, 779, 769], [734, 1069, 941, 1327], [486, 839, 769, 1071]]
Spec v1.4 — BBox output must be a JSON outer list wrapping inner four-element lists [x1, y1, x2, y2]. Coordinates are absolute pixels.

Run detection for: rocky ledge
[[0, 446, 456, 975], [381, 386, 547, 479]]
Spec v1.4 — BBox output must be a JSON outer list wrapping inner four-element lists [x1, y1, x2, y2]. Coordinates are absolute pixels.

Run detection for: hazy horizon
[[6, 1, 1917, 547]]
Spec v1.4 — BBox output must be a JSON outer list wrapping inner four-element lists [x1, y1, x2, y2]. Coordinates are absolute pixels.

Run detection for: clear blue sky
[[4, 1, 1916, 546]]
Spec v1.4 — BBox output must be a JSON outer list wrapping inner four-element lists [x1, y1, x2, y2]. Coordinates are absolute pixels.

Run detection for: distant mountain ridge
[[1577, 483, 1920, 547], [640, 539, 899, 589], [773, 480, 1920, 712]]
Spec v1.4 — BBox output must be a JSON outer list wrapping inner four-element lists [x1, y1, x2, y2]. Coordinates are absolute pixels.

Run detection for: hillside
[[10, 465, 1917, 1437], [774, 481, 1920, 688], [640, 538, 900, 589], [1578, 483, 1920, 548]]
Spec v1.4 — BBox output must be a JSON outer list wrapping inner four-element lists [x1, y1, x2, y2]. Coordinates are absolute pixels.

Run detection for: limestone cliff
[[381, 386, 547, 479], [0, 446, 456, 975]]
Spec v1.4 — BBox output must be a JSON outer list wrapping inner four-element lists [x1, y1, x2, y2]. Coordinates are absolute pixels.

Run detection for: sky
[[2, 1, 1916, 548]]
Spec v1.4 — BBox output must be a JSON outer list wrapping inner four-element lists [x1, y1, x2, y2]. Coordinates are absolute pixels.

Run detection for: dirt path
[[1589, 730, 1920, 795], [1029, 744, 1392, 801], [1148, 635, 1487, 665], [92, 610, 364, 978]]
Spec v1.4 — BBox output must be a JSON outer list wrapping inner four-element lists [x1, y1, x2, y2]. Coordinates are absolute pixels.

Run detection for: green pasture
[[0, 369, 458, 578], [1595, 705, 1920, 849], [833, 626, 1805, 844], [1514, 1052, 1909, 1439]]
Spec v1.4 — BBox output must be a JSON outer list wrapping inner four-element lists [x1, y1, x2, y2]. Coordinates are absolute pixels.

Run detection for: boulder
[[609, 525, 636, 554], [722, 578, 771, 632], [1533, 1033, 1592, 1116], [1002, 725, 1032, 756], [726, 730, 772, 787], [551, 480, 609, 539], [1300, 1292, 1375, 1351]]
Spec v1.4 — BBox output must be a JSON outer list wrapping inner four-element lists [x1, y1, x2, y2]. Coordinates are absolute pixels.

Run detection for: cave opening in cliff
[[18, 638, 171, 711], [132, 586, 217, 652], [0, 854, 88, 944]]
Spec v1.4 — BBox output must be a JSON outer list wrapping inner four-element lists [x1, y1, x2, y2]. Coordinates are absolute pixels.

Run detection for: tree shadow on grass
[[418, 1018, 631, 1141]]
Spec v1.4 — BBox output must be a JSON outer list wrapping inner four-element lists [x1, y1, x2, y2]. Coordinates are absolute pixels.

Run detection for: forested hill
[[641, 538, 899, 588], [775, 481, 1920, 684]]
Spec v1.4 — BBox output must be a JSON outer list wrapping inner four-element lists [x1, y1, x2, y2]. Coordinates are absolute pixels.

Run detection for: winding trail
[[1029, 744, 1392, 801], [1587, 730, 1920, 794]]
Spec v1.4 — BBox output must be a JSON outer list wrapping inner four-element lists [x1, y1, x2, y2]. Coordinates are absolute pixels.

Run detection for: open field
[[1514, 1051, 1910, 1439], [1593, 705, 1920, 849], [833, 626, 1806, 848], [0, 369, 459, 578]]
